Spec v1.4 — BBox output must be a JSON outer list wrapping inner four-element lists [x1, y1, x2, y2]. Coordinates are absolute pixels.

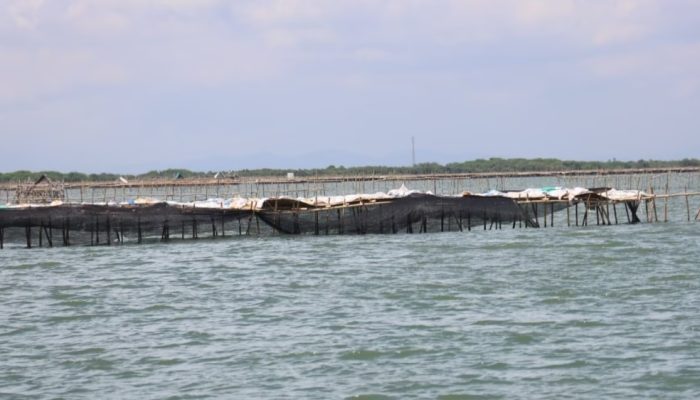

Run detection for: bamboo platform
[[1, 168, 699, 248], [1, 187, 698, 249]]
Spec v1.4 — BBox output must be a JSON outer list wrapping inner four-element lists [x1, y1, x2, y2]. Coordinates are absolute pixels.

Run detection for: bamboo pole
[[651, 188, 658, 223], [543, 202, 547, 227], [550, 202, 554, 227], [644, 198, 650, 223], [664, 175, 669, 222]]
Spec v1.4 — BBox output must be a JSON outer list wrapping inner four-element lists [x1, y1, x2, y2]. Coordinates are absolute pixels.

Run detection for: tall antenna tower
[[411, 136, 416, 167]]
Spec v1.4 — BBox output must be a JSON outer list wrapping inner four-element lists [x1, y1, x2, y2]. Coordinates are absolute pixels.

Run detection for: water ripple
[[1, 223, 700, 398]]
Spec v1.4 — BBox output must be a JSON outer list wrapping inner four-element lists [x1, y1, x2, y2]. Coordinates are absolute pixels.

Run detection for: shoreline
[[1, 166, 698, 190]]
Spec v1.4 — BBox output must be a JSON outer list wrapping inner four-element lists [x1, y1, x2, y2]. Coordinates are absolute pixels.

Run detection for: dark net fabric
[[257, 193, 533, 235]]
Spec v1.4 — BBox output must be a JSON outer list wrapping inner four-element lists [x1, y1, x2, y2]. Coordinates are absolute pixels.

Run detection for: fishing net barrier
[[0, 189, 648, 248]]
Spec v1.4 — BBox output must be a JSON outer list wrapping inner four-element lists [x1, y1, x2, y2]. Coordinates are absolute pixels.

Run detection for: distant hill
[[1, 158, 699, 182]]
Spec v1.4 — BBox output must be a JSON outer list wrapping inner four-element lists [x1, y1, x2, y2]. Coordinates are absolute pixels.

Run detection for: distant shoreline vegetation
[[1, 158, 699, 183]]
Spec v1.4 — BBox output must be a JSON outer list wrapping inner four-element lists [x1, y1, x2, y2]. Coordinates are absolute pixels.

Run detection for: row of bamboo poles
[[2, 170, 699, 205]]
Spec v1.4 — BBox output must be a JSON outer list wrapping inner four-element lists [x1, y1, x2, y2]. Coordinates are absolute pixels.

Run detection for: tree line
[[1, 158, 699, 183]]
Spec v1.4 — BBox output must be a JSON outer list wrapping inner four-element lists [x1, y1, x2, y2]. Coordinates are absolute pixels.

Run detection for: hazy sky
[[1, 0, 699, 173]]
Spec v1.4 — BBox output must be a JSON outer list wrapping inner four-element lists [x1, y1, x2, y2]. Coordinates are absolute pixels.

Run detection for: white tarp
[[601, 189, 648, 201]]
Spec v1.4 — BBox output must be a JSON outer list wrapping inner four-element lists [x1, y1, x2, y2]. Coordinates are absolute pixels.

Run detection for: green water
[[1, 222, 700, 399]]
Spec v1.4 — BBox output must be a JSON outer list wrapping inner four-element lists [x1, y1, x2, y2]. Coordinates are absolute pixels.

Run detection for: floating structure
[[3, 182, 697, 249]]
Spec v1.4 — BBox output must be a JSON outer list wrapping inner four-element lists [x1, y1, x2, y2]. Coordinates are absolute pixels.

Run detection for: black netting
[[257, 193, 537, 234]]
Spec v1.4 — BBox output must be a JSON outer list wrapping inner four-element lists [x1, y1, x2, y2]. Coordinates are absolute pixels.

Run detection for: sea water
[[1, 220, 699, 399]]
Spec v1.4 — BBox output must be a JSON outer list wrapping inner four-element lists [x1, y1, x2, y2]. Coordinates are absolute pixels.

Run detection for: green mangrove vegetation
[[1, 158, 699, 182]]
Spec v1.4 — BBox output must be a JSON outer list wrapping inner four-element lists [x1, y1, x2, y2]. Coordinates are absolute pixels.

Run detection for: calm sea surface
[[1, 222, 700, 399]]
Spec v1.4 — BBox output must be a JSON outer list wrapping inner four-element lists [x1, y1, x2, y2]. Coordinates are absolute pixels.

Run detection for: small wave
[[5, 261, 61, 269], [473, 320, 508, 326], [139, 356, 185, 366], [66, 347, 106, 356], [59, 299, 94, 308], [480, 242, 531, 251], [127, 304, 178, 313], [185, 330, 213, 340], [278, 350, 318, 360], [650, 274, 696, 282], [339, 349, 383, 361], [537, 360, 588, 369], [62, 357, 115, 372], [432, 294, 460, 301], [438, 394, 503, 400], [632, 371, 700, 388], [48, 314, 106, 323], [478, 362, 510, 370], [562, 320, 608, 328], [0, 326, 37, 337], [505, 332, 537, 345], [345, 394, 395, 400]]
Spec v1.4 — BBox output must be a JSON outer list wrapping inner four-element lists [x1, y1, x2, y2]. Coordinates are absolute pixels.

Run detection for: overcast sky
[[1, 0, 699, 173]]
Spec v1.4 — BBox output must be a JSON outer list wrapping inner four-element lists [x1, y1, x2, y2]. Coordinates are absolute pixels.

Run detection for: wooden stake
[[106, 217, 111, 245], [664, 179, 669, 223], [550, 203, 554, 227], [43, 225, 52, 247], [48, 218, 53, 246], [315, 210, 319, 235], [543, 203, 547, 227], [59, 224, 66, 246], [532, 203, 538, 227], [595, 205, 600, 225], [644, 199, 649, 223]]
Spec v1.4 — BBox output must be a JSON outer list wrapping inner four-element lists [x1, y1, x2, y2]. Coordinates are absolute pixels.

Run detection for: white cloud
[[5, 0, 44, 29], [0, 47, 128, 103], [0, 0, 698, 103]]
